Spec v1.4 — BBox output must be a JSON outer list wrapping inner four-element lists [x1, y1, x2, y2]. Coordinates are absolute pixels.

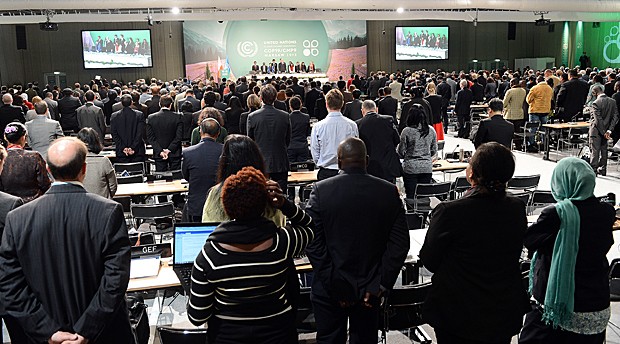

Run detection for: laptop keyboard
[[175, 266, 193, 291]]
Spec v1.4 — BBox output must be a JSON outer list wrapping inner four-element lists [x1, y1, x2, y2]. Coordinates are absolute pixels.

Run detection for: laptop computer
[[172, 222, 219, 292]]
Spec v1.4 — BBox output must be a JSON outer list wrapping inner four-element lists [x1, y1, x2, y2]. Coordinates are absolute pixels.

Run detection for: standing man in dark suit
[[76, 90, 106, 142], [473, 98, 515, 149], [368, 75, 380, 99], [305, 81, 322, 118], [278, 59, 287, 74], [343, 89, 363, 121], [147, 95, 183, 172], [556, 69, 590, 122], [247, 84, 291, 191], [178, 89, 201, 113], [43, 92, 59, 121], [455, 79, 474, 138], [314, 85, 331, 121], [357, 100, 401, 183], [305, 137, 409, 344], [0, 94, 25, 146], [110, 95, 146, 163], [146, 86, 162, 115], [57, 88, 82, 133], [287, 96, 311, 163], [377, 87, 398, 123], [436, 76, 452, 134], [0, 137, 133, 344], [181, 118, 222, 222], [470, 78, 485, 103], [589, 85, 619, 176]]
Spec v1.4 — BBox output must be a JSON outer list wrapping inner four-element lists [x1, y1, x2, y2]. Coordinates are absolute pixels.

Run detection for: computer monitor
[[173, 223, 219, 265]]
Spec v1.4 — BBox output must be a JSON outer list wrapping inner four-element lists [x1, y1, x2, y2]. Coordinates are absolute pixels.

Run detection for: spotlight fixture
[[397, 8, 404, 14], [147, 13, 154, 26], [171, 7, 180, 15]]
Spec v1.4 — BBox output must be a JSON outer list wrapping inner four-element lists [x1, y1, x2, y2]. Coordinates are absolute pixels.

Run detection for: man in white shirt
[[310, 89, 359, 180]]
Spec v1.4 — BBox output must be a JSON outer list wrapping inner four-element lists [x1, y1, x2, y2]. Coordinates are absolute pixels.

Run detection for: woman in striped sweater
[[188, 166, 314, 343]]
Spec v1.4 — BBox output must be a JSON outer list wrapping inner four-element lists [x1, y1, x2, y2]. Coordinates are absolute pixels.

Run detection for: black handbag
[[127, 295, 150, 344]]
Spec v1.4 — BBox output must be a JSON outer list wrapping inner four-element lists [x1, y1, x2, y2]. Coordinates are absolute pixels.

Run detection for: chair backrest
[[507, 175, 540, 191], [157, 326, 208, 344], [450, 176, 471, 200], [512, 191, 532, 206], [523, 121, 540, 130], [117, 175, 144, 184], [609, 259, 620, 301], [131, 202, 175, 221], [414, 182, 452, 199], [380, 282, 431, 331], [114, 162, 145, 176], [529, 190, 555, 215], [113, 196, 132, 213], [405, 213, 424, 230]]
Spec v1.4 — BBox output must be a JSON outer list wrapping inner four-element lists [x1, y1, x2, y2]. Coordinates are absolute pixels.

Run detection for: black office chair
[[529, 190, 555, 215], [130, 202, 175, 243], [296, 287, 317, 334], [449, 176, 471, 200], [379, 282, 432, 344], [157, 326, 208, 344], [405, 213, 425, 230], [512, 191, 532, 207], [507, 175, 540, 203], [513, 121, 540, 152], [117, 175, 144, 184], [114, 162, 145, 176], [406, 182, 451, 220]]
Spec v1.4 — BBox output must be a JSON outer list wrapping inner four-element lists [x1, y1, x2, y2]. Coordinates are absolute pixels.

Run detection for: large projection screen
[[395, 26, 449, 61], [81, 30, 153, 69]]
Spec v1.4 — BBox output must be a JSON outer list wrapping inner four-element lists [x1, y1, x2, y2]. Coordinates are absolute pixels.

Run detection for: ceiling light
[[397, 8, 404, 13], [472, 59, 478, 63], [171, 7, 180, 14]]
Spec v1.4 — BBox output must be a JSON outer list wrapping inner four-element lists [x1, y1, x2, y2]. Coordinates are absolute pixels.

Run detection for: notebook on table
[[172, 222, 219, 292]]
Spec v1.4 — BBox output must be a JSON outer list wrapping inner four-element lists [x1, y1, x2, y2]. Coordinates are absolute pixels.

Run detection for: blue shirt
[[310, 112, 358, 170]]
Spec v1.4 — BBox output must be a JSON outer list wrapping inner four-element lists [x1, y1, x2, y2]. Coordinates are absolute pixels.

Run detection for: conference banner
[[573, 21, 584, 67], [582, 22, 620, 67], [561, 22, 570, 67], [183, 20, 367, 81]]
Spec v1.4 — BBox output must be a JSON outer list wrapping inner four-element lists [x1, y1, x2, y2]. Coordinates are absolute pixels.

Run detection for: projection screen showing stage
[[395, 26, 449, 61], [183, 20, 367, 82], [81, 30, 153, 69]]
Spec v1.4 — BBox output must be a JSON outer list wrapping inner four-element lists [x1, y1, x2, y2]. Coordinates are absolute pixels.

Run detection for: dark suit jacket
[[420, 191, 530, 342], [343, 99, 363, 121], [292, 84, 305, 101], [146, 109, 183, 158], [368, 78, 381, 99], [357, 113, 401, 180], [305, 89, 322, 117], [455, 88, 474, 116], [145, 95, 161, 115], [0, 183, 132, 343], [378, 96, 398, 123], [0, 104, 26, 130], [590, 94, 619, 137], [181, 138, 223, 217], [57, 95, 82, 132], [76, 103, 106, 142], [473, 115, 515, 148], [471, 83, 484, 102], [274, 100, 287, 112], [305, 168, 409, 301], [247, 104, 291, 174], [43, 98, 59, 121], [0, 191, 22, 239], [314, 97, 328, 121], [110, 107, 146, 160], [525, 198, 614, 313], [556, 78, 589, 120], [289, 110, 311, 150]]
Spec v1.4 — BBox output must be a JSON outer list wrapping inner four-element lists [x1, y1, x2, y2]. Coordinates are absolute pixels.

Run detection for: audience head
[[181, 101, 194, 113], [325, 89, 344, 112], [4, 122, 27, 146], [120, 94, 132, 107], [259, 84, 277, 105], [221, 166, 268, 221], [46, 137, 88, 182], [289, 96, 302, 111], [77, 127, 103, 154], [592, 84, 604, 96], [203, 91, 216, 107], [337, 137, 367, 171], [384, 87, 392, 95], [459, 79, 468, 89], [550, 157, 595, 202], [247, 94, 261, 110], [199, 117, 221, 139], [2, 93, 12, 105], [160, 95, 173, 108], [487, 98, 504, 114], [322, 84, 332, 95], [352, 89, 362, 100], [85, 90, 95, 102], [228, 96, 243, 110], [34, 100, 48, 115], [426, 82, 436, 95], [361, 100, 377, 116], [217, 135, 266, 183], [467, 142, 515, 195], [406, 104, 429, 134]]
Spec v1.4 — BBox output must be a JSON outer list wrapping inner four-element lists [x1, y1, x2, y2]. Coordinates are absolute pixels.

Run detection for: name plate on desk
[[131, 243, 172, 258], [146, 170, 183, 183]]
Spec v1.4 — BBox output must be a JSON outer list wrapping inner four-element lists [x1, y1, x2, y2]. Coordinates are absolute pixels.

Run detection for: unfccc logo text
[[237, 41, 258, 58]]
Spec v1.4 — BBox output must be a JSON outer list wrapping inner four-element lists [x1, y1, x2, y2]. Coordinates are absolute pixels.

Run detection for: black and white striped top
[[187, 201, 313, 325]]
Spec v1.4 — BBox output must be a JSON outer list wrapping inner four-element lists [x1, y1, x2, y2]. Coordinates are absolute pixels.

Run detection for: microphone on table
[[447, 144, 460, 160]]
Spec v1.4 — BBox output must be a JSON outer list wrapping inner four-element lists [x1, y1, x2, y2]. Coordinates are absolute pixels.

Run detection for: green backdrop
[[577, 22, 620, 67], [87, 30, 151, 43]]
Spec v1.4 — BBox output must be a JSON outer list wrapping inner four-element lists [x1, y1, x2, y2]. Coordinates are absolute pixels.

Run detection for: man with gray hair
[[356, 100, 401, 182], [43, 92, 59, 121], [0, 137, 133, 344], [589, 85, 619, 176], [25, 101, 64, 159]]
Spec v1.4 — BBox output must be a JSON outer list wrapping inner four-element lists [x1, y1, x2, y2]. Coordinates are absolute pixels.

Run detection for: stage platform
[[246, 72, 329, 83]]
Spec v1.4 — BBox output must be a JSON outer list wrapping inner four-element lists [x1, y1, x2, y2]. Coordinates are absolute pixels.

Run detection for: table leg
[[543, 127, 551, 160]]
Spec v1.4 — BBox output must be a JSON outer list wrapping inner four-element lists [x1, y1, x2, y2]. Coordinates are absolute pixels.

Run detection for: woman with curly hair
[[188, 166, 314, 343]]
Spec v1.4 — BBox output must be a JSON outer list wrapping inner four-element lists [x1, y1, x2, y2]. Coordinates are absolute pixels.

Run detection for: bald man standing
[[0, 137, 133, 344], [305, 137, 409, 344]]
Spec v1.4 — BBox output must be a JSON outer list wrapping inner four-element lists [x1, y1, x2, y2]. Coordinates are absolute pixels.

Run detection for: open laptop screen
[[173, 223, 218, 265]]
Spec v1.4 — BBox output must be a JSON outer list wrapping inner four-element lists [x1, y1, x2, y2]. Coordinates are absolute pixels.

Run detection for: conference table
[[100, 148, 154, 159], [116, 180, 189, 197], [541, 121, 589, 161]]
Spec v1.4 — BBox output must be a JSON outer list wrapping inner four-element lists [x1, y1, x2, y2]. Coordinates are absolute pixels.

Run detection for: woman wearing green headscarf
[[520, 157, 615, 344]]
